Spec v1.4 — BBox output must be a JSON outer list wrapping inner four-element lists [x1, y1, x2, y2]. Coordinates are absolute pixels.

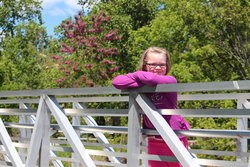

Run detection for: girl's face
[[145, 52, 167, 75]]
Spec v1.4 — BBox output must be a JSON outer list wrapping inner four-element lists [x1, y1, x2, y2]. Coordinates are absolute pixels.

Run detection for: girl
[[112, 47, 190, 167]]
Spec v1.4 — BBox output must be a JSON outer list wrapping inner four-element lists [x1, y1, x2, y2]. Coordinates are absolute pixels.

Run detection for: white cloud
[[47, 7, 67, 16], [42, 0, 81, 9], [66, 8, 78, 16], [41, 0, 81, 16], [65, 0, 82, 10], [42, 0, 62, 9]]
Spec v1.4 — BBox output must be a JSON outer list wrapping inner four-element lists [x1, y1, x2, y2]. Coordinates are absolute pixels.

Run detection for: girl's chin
[[149, 70, 165, 75], [155, 72, 164, 75]]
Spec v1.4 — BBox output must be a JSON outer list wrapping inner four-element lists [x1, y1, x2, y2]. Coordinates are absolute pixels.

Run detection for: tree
[[78, 0, 163, 73], [128, 0, 249, 160], [129, 0, 250, 82], [0, 0, 42, 38], [0, 21, 48, 90], [52, 12, 121, 88]]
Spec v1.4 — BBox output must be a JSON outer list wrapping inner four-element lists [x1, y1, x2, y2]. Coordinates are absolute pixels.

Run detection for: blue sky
[[41, 0, 82, 37]]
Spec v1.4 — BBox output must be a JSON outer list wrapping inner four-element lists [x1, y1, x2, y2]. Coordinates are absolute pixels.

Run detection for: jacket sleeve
[[112, 71, 177, 89]]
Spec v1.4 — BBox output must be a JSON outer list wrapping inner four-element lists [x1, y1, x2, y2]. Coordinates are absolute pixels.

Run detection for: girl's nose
[[155, 65, 162, 69]]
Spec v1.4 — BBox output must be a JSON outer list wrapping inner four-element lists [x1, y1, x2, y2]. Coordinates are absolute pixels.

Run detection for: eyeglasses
[[146, 63, 167, 68]]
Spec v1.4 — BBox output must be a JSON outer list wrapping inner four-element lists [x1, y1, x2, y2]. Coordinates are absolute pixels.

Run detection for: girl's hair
[[138, 47, 171, 74]]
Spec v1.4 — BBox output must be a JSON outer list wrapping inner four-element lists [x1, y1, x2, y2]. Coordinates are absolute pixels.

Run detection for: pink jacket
[[112, 71, 190, 130]]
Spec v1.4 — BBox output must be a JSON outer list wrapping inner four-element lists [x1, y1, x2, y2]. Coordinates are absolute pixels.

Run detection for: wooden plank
[[196, 158, 248, 167], [179, 93, 250, 101], [4, 122, 128, 133], [64, 109, 128, 116], [189, 149, 250, 157], [0, 109, 36, 115], [49, 140, 127, 149], [159, 109, 250, 118], [0, 96, 129, 104], [0, 108, 128, 116], [139, 154, 178, 162], [176, 129, 250, 138], [50, 146, 127, 158], [143, 129, 250, 138], [0, 87, 123, 97], [5, 121, 250, 139]]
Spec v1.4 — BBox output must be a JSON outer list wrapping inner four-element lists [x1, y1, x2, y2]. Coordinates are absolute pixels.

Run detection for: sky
[[41, 0, 82, 37]]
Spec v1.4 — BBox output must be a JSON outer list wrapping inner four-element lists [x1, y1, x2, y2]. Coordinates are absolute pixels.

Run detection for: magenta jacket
[[112, 71, 190, 131]]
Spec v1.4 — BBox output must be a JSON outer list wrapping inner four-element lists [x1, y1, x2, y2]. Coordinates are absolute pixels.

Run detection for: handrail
[[0, 80, 249, 167], [1, 93, 249, 104], [0, 80, 249, 97]]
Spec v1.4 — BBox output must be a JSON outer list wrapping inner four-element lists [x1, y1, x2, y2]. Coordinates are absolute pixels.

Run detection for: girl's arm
[[112, 71, 177, 89]]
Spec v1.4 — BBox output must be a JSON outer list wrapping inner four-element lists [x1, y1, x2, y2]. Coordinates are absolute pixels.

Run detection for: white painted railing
[[0, 80, 249, 167]]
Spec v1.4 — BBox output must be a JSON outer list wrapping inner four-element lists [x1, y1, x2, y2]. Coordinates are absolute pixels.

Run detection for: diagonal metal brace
[[0, 118, 24, 167], [136, 94, 201, 167], [45, 95, 96, 167]]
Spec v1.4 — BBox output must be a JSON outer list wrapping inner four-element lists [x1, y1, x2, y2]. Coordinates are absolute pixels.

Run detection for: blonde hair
[[138, 47, 171, 74]]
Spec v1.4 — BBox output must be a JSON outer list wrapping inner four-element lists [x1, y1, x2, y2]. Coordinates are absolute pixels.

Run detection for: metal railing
[[0, 80, 249, 167]]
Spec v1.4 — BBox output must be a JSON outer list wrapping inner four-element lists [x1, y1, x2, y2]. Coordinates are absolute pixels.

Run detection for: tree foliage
[[0, 21, 48, 90], [52, 12, 122, 87], [129, 0, 249, 82], [77, 0, 249, 161], [78, 0, 163, 73], [0, 0, 248, 161], [0, 0, 42, 37], [123, 0, 249, 160]]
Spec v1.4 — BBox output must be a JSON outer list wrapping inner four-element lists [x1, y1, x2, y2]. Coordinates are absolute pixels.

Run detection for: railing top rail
[[0, 93, 249, 104], [0, 87, 123, 97], [0, 80, 249, 97], [135, 80, 250, 93]]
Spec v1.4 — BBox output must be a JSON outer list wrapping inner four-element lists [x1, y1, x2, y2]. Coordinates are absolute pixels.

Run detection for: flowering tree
[[52, 12, 121, 87]]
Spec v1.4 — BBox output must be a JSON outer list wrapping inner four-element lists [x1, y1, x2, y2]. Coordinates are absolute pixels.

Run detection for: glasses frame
[[145, 63, 167, 69]]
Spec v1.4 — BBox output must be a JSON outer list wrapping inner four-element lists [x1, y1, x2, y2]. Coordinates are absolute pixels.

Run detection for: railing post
[[141, 135, 148, 167], [236, 99, 248, 162], [72, 102, 81, 167], [26, 94, 51, 167], [19, 103, 32, 162], [39, 102, 51, 167], [127, 92, 141, 167]]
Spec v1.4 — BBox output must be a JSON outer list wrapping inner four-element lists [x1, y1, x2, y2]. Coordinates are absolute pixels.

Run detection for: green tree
[[129, 0, 249, 82], [0, 21, 48, 90], [37, 38, 63, 89], [128, 0, 249, 160], [0, 0, 42, 37], [78, 0, 163, 73]]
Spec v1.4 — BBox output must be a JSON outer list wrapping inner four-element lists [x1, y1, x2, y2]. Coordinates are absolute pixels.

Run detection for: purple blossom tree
[[52, 11, 122, 88]]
